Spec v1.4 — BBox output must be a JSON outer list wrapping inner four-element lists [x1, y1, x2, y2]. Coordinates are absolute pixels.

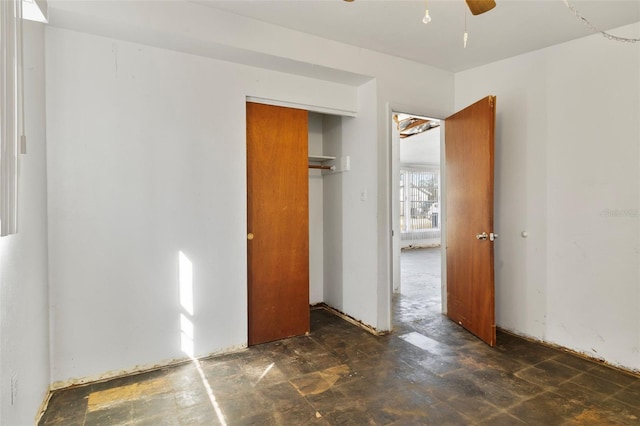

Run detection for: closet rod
[[308, 164, 335, 171]]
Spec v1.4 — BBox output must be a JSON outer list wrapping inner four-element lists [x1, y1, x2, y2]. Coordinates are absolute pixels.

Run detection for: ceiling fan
[[465, 0, 496, 16], [343, 0, 497, 16]]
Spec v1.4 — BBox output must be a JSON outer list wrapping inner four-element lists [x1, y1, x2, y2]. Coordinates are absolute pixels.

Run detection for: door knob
[[247, 233, 254, 240], [476, 232, 488, 240]]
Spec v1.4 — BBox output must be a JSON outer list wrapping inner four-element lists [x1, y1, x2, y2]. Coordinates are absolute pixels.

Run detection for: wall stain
[[112, 43, 118, 76]]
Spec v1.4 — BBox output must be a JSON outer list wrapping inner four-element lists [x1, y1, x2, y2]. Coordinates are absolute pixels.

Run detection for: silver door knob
[[476, 232, 488, 240]]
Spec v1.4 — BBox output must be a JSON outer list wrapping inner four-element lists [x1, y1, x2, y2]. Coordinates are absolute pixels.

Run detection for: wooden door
[[445, 96, 496, 346], [246, 102, 309, 346]]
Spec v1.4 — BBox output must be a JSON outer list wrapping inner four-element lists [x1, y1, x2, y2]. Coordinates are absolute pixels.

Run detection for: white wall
[[45, 27, 361, 385], [455, 22, 640, 372], [0, 22, 50, 425], [46, 0, 455, 335], [400, 127, 441, 166], [45, 1, 454, 385], [339, 81, 380, 326], [322, 81, 380, 328], [41, 0, 639, 392], [322, 115, 344, 310], [308, 112, 324, 305]]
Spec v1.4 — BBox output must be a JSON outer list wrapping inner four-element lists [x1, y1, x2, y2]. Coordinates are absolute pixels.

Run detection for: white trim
[[1, 0, 24, 236], [439, 119, 447, 314], [246, 96, 358, 117], [400, 163, 440, 171]]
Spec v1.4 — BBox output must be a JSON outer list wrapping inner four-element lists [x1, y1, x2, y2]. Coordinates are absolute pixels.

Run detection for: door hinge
[[489, 97, 495, 109]]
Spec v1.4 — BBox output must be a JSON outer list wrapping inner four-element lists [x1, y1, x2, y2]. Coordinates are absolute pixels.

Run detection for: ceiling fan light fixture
[[422, 0, 431, 24], [422, 9, 432, 24]]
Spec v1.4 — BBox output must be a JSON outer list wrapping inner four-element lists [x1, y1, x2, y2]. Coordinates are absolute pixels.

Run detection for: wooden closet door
[[246, 102, 309, 345]]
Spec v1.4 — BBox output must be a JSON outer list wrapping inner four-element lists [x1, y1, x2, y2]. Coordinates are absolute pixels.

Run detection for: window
[[400, 168, 440, 239]]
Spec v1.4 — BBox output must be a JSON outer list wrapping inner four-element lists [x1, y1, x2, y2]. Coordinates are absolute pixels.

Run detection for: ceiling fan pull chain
[[463, 3, 469, 48]]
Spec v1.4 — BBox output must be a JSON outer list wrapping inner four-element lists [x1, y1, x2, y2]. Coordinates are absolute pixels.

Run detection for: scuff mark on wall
[[112, 42, 118, 75]]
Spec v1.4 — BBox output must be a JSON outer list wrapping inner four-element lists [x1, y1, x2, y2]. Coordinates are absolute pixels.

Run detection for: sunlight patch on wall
[[179, 251, 194, 315], [179, 251, 194, 357], [180, 313, 194, 357]]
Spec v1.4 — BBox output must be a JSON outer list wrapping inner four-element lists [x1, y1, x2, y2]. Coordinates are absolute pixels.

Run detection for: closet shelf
[[308, 155, 336, 163]]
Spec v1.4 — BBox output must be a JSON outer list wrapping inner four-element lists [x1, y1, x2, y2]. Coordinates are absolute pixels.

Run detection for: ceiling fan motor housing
[[466, 0, 497, 16]]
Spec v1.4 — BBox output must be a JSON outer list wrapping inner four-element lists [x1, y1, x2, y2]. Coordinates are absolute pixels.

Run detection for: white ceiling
[[195, 0, 640, 72], [400, 126, 441, 165]]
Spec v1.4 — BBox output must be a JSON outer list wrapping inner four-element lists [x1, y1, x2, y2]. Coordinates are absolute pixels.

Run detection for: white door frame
[[389, 107, 448, 315]]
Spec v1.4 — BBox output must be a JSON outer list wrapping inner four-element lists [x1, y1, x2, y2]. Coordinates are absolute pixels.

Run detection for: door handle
[[476, 232, 498, 241], [247, 233, 254, 240]]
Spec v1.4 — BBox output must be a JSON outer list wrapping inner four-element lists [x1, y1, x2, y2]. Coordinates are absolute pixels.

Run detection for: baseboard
[[48, 343, 248, 392], [497, 327, 640, 379], [312, 303, 388, 336]]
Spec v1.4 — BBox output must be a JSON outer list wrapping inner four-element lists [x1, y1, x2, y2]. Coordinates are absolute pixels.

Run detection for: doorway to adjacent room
[[391, 112, 443, 318]]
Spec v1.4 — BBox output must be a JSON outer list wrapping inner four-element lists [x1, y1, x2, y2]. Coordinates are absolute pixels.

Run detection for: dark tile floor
[[40, 248, 640, 425]]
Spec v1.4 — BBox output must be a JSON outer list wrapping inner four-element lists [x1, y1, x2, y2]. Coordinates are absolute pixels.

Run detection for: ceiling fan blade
[[465, 0, 496, 16]]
